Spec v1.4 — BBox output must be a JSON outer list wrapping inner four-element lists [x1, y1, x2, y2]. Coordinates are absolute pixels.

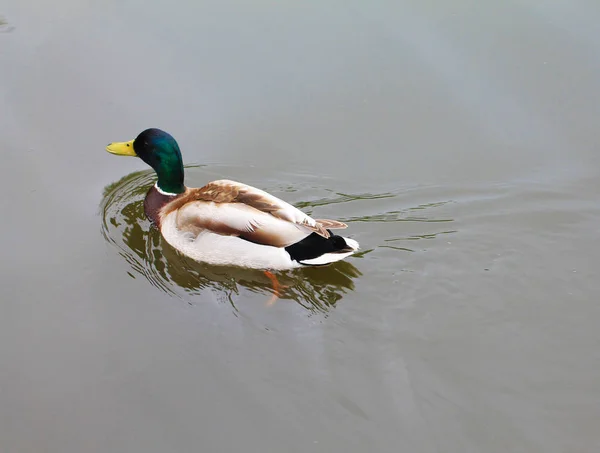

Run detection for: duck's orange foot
[[264, 271, 288, 306]]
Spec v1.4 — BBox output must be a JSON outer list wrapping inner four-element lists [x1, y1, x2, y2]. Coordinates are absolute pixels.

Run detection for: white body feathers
[[156, 180, 359, 270]]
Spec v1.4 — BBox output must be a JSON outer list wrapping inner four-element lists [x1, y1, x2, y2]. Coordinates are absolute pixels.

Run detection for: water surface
[[2, 1, 600, 452]]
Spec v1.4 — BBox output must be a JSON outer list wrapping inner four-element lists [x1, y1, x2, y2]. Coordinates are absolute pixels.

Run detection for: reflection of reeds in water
[[0, 15, 14, 33], [380, 230, 457, 252], [291, 189, 457, 254], [294, 191, 398, 214], [99, 168, 362, 313]]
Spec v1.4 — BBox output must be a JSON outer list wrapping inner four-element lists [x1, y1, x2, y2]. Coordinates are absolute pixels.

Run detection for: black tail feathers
[[285, 230, 353, 263]]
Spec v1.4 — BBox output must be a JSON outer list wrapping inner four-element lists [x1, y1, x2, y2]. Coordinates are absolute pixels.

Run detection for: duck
[[106, 128, 359, 271]]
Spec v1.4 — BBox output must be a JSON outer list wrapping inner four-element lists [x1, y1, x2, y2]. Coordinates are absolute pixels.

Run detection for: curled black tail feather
[[285, 230, 353, 263]]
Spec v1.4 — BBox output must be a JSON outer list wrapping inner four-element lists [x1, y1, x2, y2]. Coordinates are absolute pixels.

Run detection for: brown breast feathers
[[144, 185, 181, 227]]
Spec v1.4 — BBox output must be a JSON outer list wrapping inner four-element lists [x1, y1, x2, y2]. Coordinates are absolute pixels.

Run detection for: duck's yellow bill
[[106, 140, 136, 156]]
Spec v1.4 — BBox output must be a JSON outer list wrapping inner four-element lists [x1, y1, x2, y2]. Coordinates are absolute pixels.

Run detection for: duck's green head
[[106, 128, 185, 194]]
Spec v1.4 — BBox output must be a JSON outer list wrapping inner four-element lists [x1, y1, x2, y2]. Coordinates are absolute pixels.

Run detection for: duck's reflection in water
[[100, 168, 362, 313]]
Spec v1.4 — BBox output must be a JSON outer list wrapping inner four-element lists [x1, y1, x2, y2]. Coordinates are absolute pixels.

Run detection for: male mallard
[[106, 128, 359, 270]]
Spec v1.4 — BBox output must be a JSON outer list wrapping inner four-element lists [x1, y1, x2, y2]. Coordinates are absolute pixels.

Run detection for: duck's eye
[[126, 143, 130, 147]]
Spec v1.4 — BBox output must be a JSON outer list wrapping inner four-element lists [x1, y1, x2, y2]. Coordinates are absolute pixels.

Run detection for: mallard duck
[[106, 128, 359, 270]]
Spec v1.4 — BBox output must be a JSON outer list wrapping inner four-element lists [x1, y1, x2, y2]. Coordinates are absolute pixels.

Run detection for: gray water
[[2, 1, 600, 452]]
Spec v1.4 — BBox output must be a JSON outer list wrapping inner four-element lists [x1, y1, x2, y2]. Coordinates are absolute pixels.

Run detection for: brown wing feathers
[[165, 182, 280, 213], [315, 219, 348, 230], [163, 181, 347, 239]]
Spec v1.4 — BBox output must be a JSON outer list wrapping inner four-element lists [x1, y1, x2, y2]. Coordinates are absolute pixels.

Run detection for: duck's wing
[[164, 179, 347, 240], [169, 201, 307, 248]]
